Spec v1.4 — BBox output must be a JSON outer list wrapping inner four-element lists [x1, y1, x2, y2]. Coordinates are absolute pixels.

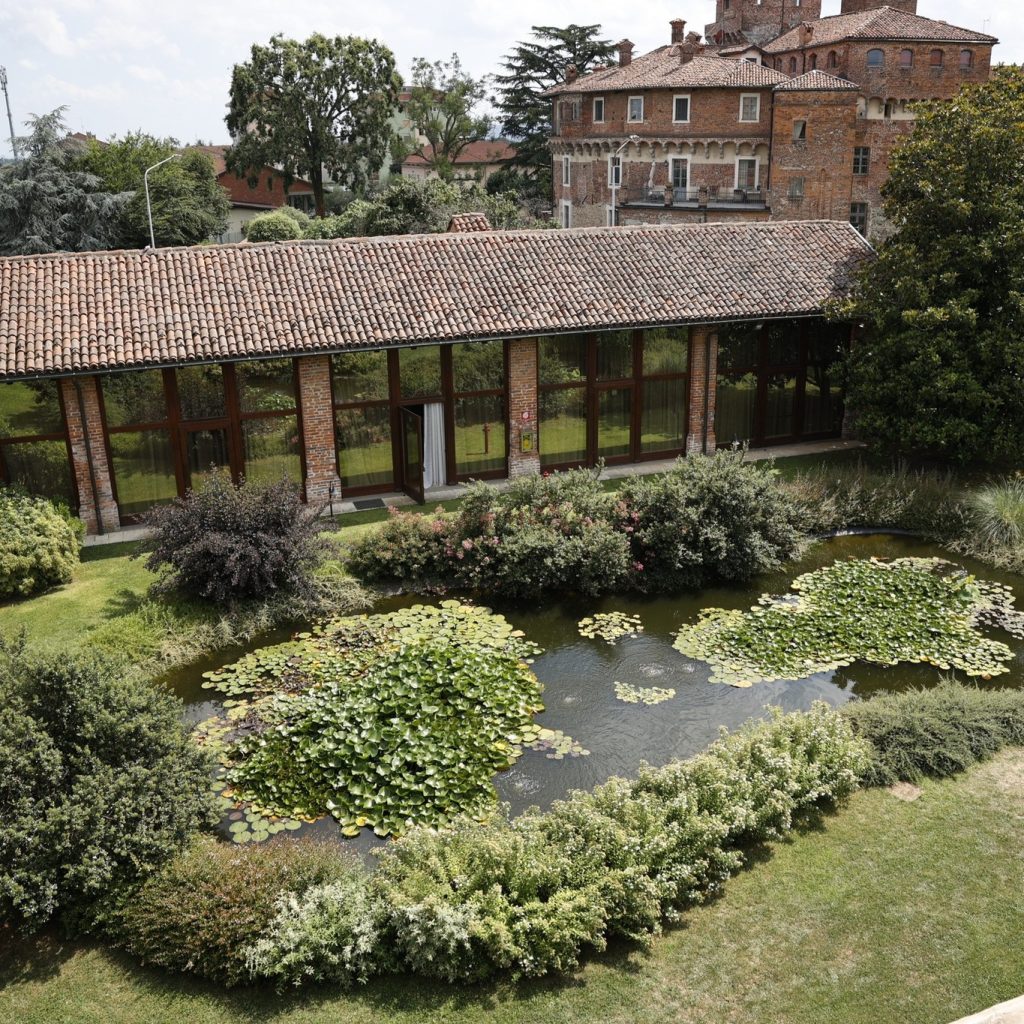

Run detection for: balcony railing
[[621, 185, 769, 209]]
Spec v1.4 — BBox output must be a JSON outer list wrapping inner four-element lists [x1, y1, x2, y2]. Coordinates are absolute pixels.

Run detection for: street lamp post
[[609, 134, 640, 227], [144, 153, 180, 248]]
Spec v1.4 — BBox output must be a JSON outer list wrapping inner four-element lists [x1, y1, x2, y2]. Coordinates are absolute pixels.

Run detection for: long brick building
[[547, 1, 996, 237]]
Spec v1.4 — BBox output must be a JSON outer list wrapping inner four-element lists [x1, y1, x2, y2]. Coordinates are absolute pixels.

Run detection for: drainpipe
[[73, 379, 105, 535], [702, 333, 713, 454]]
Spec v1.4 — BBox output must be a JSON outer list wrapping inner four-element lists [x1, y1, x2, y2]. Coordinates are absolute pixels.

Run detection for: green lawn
[[3, 751, 1022, 1024]]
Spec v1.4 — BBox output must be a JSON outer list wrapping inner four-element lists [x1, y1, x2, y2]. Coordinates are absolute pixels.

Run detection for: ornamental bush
[[136, 473, 331, 603], [0, 490, 80, 599], [109, 837, 357, 985], [0, 645, 214, 931], [245, 210, 305, 242]]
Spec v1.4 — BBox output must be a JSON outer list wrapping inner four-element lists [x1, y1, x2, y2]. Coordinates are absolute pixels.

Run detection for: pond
[[160, 534, 1024, 857]]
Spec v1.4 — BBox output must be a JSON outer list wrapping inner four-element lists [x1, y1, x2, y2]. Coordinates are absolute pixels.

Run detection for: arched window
[[809, 53, 817, 70], [788, 56, 798, 74], [960, 49, 974, 69], [866, 49, 884, 68], [899, 49, 913, 68], [930, 49, 944, 67], [827, 50, 838, 69]]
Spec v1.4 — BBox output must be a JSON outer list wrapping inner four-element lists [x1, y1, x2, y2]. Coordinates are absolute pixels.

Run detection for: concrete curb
[[948, 995, 1024, 1024]]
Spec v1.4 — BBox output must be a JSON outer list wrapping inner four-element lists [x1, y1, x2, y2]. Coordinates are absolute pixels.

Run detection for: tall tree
[[404, 55, 490, 181], [74, 133, 230, 247], [0, 109, 129, 255], [837, 66, 1024, 465], [493, 25, 614, 193], [225, 33, 401, 216]]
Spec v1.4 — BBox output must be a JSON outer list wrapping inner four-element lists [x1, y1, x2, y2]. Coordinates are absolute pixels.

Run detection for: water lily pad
[[577, 612, 643, 644], [613, 682, 676, 705]]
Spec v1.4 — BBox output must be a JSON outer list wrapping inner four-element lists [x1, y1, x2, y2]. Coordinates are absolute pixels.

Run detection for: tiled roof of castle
[[545, 52, 789, 96], [0, 222, 872, 380], [774, 70, 860, 92], [764, 7, 998, 53], [403, 139, 517, 167]]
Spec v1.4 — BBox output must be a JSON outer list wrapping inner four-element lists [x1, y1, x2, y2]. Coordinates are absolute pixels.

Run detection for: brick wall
[[295, 355, 343, 506], [218, 170, 313, 210], [60, 376, 120, 534], [686, 326, 718, 454], [506, 338, 540, 477], [707, 0, 822, 46]]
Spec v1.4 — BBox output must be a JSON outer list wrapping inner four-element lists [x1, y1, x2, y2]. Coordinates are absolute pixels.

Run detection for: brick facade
[[506, 338, 541, 477], [295, 355, 343, 506], [59, 376, 120, 534], [686, 326, 718, 454], [707, 0, 822, 47]]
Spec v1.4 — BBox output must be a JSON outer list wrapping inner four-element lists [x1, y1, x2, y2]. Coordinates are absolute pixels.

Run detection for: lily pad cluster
[[197, 602, 584, 839], [613, 682, 677, 705], [523, 726, 590, 759], [577, 612, 644, 644], [673, 557, 1017, 687]]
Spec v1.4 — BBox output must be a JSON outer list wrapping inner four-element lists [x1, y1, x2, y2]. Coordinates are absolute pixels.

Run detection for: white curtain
[[423, 402, 446, 490]]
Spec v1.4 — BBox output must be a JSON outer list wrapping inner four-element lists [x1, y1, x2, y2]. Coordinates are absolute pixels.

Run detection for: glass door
[[399, 406, 425, 504]]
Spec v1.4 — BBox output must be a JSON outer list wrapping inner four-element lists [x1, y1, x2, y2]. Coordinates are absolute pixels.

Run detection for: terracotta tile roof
[[194, 145, 314, 194], [545, 52, 789, 96], [446, 214, 493, 233], [774, 70, 860, 92], [0, 222, 872, 380], [764, 7, 997, 54], [403, 140, 517, 167]]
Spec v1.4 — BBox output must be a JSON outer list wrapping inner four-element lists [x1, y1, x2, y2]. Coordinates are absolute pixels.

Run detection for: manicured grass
[[2, 751, 1022, 1024]]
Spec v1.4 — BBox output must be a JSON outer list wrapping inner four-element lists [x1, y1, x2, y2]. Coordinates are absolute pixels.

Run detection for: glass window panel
[[0, 380, 64, 438], [454, 395, 506, 476], [539, 336, 586, 385], [2, 440, 74, 505], [237, 359, 296, 413], [185, 427, 230, 490], [596, 331, 633, 381], [242, 415, 301, 485], [176, 365, 226, 421], [802, 371, 843, 436], [452, 342, 504, 393], [336, 405, 394, 490], [109, 430, 178, 517], [597, 387, 632, 459], [102, 371, 169, 427], [332, 351, 390, 404], [766, 322, 801, 366], [540, 389, 587, 468], [764, 373, 798, 439], [808, 321, 848, 365], [642, 328, 688, 375], [641, 379, 686, 454], [399, 345, 442, 399], [716, 372, 758, 444], [717, 324, 760, 370]]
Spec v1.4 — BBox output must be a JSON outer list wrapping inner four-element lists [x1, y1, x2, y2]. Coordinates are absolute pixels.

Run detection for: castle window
[[900, 49, 914, 68], [673, 95, 691, 123], [670, 158, 689, 190], [788, 178, 805, 199], [853, 147, 870, 175], [560, 201, 572, 228], [788, 57, 798, 74], [628, 96, 644, 122], [866, 49, 884, 69], [930, 49, 944, 67], [562, 156, 571, 187], [793, 120, 807, 142], [850, 203, 869, 236], [809, 54, 817, 71], [736, 157, 759, 190], [593, 97, 605, 123], [827, 51, 838, 69], [960, 49, 974, 69], [608, 155, 622, 187], [739, 94, 760, 123]]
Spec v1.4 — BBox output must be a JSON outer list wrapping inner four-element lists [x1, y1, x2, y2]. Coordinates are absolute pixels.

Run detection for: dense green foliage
[[838, 66, 1024, 464], [0, 490, 80, 599], [843, 681, 1024, 786], [347, 453, 802, 598], [246, 210, 306, 242], [0, 646, 214, 931], [0, 109, 129, 255], [109, 838, 357, 985], [964, 478, 1024, 567], [198, 603, 550, 838], [136, 474, 331, 603], [493, 24, 615, 194], [674, 558, 1022, 687], [225, 34, 401, 216]]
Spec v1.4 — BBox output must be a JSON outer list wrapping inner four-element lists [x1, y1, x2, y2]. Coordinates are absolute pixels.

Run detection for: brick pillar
[[296, 355, 342, 506], [686, 325, 718, 455], [60, 376, 120, 534], [506, 338, 540, 477]]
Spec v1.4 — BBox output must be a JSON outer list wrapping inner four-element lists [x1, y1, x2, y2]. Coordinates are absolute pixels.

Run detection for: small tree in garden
[[0, 490, 81, 599], [136, 473, 331, 603]]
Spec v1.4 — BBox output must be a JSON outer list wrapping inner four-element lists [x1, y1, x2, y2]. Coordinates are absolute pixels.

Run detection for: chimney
[[800, 23, 814, 46], [617, 39, 634, 67], [566, 63, 579, 83], [670, 19, 686, 44]]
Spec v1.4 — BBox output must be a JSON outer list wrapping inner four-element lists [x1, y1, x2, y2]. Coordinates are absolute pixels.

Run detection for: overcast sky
[[0, 0, 1016, 156]]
